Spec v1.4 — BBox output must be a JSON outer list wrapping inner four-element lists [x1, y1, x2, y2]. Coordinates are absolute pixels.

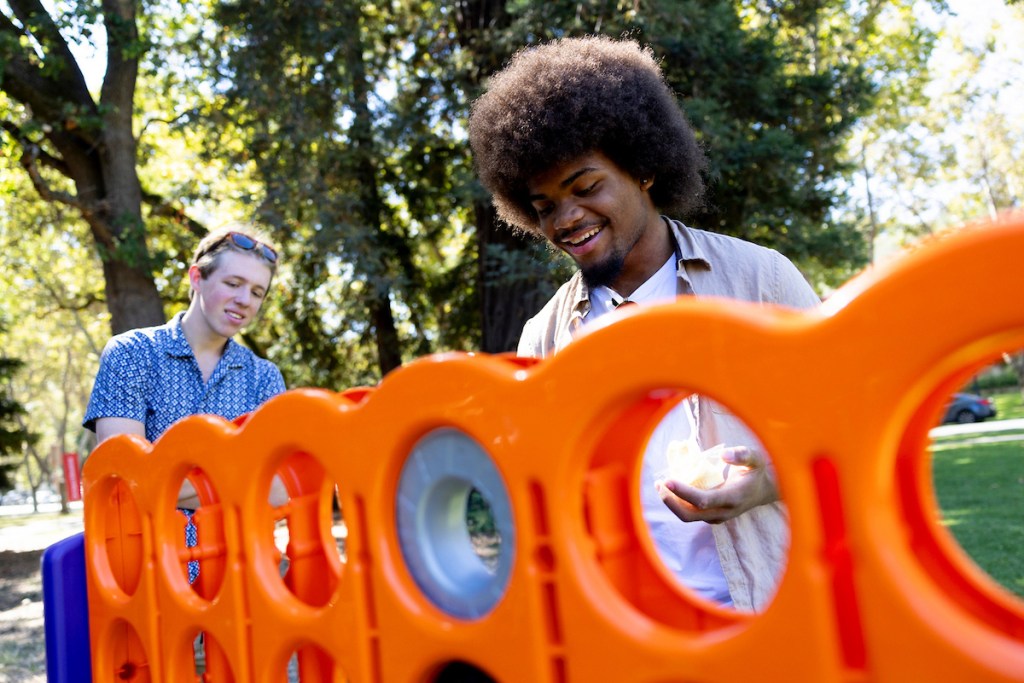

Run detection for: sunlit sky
[[929, 0, 1023, 112]]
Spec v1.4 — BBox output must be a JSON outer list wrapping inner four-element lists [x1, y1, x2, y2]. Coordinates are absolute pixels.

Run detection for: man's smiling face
[[527, 150, 663, 293], [190, 249, 272, 339]]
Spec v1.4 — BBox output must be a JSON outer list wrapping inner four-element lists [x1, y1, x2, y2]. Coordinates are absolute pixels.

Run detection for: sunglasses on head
[[206, 231, 278, 264]]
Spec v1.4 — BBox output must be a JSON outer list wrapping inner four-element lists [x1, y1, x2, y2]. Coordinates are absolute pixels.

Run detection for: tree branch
[[13, 141, 113, 244], [29, 263, 104, 313], [138, 107, 202, 138], [17, 146, 84, 209], [141, 190, 208, 238], [1, 3, 99, 141], [7, 0, 94, 99], [99, 0, 140, 117], [0, 121, 71, 176]]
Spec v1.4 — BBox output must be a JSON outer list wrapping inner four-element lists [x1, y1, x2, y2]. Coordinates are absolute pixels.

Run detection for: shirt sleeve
[[517, 315, 544, 358], [771, 250, 821, 310], [516, 277, 579, 359], [82, 335, 152, 432]]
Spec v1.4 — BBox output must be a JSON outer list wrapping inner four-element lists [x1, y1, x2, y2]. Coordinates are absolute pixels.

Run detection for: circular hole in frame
[[172, 467, 226, 598], [433, 660, 497, 682], [282, 644, 346, 681], [97, 479, 144, 597], [181, 629, 235, 682], [585, 388, 787, 623], [926, 351, 1024, 603], [268, 451, 344, 608], [396, 428, 515, 620], [99, 619, 149, 682], [642, 391, 788, 611]]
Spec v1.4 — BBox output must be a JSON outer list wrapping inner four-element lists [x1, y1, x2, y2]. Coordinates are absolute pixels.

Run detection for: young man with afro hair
[[468, 35, 820, 611]]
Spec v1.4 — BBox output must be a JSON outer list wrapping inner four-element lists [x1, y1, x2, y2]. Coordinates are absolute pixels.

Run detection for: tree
[[0, 0, 171, 334], [0, 341, 36, 493], [451, 0, 570, 353], [0, 160, 105, 506], [849, 1, 1022, 254], [195, 0, 562, 378], [189, 0, 429, 385], [2, 0, 957, 393]]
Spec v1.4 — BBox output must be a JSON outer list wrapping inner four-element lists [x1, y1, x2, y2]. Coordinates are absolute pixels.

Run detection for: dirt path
[[0, 511, 83, 683], [0, 510, 496, 681]]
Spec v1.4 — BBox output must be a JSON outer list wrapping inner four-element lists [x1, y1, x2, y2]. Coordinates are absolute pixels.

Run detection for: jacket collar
[[567, 216, 710, 321]]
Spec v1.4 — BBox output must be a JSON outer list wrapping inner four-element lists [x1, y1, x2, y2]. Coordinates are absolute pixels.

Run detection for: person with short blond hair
[[84, 225, 286, 582], [85, 226, 284, 444]]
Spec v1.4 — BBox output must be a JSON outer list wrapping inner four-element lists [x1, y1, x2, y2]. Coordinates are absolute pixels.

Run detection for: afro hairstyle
[[468, 35, 707, 235]]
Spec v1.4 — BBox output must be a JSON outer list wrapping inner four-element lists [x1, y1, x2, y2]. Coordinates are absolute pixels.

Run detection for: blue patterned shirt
[[83, 312, 286, 442]]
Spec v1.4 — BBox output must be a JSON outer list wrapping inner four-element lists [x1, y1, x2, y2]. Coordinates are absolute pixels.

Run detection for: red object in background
[[63, 452, 82, 502]]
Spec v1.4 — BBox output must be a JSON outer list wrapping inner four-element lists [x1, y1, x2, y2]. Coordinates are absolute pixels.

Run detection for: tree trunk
[[343, 5, 404, 376], [98, 259, 166, 333], [0, 1, 165, 336], [454, 0, 555, 354], [1006, 352, 1024, 401], [476, 201, 552, 353]]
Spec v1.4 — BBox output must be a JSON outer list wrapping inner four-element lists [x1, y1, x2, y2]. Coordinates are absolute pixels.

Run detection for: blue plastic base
[[41, 532, 92, 682]]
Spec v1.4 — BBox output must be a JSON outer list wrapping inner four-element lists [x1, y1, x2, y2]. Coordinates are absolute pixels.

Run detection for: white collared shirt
[[585, 253, 732, 606], [518, 217, 820, 610], [589, 252, 678, 315]]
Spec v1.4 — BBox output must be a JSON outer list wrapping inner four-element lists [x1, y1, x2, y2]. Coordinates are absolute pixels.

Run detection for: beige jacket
[[517, 218, 820, 611]]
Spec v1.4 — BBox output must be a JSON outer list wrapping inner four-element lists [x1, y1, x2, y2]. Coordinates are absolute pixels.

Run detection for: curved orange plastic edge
[[82, 213, 1024, 682]]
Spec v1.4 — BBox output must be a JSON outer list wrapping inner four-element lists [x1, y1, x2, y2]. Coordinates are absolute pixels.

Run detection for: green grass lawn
[[0, 510, 64, 531], [932, 434, 1024, 598], [990, 390, 1024, 421]]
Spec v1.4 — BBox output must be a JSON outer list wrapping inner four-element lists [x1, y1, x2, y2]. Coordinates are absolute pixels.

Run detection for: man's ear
[[188, 264, 202, 292]]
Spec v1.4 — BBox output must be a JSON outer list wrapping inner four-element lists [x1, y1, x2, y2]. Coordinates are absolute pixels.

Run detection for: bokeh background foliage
[[1, 0, 1023, 464]]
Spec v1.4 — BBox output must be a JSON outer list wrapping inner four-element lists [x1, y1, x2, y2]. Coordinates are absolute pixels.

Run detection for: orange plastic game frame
[[82, 212, 1024, 682]]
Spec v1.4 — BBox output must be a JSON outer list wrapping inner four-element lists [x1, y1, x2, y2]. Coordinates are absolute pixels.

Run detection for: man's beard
[[580, 249, 626, 289]]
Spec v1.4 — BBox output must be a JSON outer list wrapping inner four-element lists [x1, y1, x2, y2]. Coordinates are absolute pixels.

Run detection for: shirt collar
[[665, 217, 711, 292], [568, 216, 710, 318], [164, 311, 245, 367], [560, 268, 587, 332], [164, 312, 195, 358]]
